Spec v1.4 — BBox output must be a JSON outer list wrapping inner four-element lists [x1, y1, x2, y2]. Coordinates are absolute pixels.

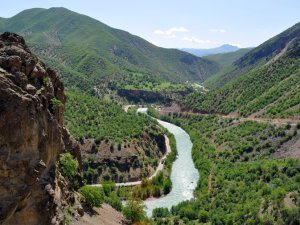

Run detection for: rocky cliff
[[81, 131, 166, 183], [0, 32, 81, 225]]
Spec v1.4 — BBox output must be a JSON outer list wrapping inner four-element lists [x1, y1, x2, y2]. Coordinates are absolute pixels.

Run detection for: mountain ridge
[[185, 21, 300, 119], [0, 7, 219, 91], [181, 44, 240, 57]]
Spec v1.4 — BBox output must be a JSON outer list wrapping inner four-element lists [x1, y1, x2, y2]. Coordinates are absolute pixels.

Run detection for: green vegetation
[[59, 152, 79, 189], [186, 54, 300, 118], [0, 7, 218, 92], [204, 48, 252, 71], [153, 114, 300, 224], [79, 182, 122, 211], [122, 199, 147, 223], [109, 72, 189, 92], [64, 90, 175, 187], [79, 186, 104, 208], [51, 97, 63, 109], [64, 90, 155, 142], [59, 153, 79, 179], [185, 22, 300, 119], [130, 132, 177, 199], [79, 184, 148, 223], [65, 90, 168, 185]]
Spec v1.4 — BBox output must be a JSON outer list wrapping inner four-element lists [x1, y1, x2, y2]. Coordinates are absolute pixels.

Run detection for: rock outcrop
[[81, 130, 166, 183], [0, 32, 80, 225]]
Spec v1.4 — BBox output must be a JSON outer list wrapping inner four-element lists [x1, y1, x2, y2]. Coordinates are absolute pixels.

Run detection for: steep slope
[[203, 48, 252, 70], [0, 7, 218, 91], [185, 22, 300, 118], [64, 91, 167, 183], [0, 32, 82, 224], [181, 44, 240, 57], [203, 48, 252, 88], [210, 22, 300, 88]]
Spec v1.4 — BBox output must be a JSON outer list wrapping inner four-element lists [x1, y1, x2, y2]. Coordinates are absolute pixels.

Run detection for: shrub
[[105, 192, 122, 211], [101, 181, 116, 196], [59, 153, 78, 180], [122, 199, 146, 222], [163, 179, 172, 194], [152, 207, 170, 218], [51, 98, 63, 109], [198, 210, 209, 223], [79, 186, 104, 208]]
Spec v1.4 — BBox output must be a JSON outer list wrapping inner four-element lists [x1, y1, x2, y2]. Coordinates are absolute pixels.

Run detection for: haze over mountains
[[181, 44, 241, 57]]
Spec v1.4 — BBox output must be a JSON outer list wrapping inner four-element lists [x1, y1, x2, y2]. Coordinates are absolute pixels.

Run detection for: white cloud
[[230, 43, 242, 48], [182, 36, 211, 44], [209, 28, 226, 33], [154, 26, 188, 38]]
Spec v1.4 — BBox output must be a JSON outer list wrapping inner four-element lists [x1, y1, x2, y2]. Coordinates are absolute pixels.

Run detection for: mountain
[[203, 48, 253, 87], [203, 48, 253, 69], [185, 22, 300, 118], [0, 7, 218, 91], [181, 44, 240, 57]]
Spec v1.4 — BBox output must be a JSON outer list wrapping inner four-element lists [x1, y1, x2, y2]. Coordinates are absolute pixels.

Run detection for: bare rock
[[0, 32, 81, 225]]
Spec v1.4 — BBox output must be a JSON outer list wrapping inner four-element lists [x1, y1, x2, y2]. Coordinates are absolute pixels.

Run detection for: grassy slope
[[0, 7, 218, 91], [186, 22, 300, 118]]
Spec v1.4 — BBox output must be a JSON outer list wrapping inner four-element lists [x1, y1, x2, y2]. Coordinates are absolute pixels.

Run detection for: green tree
[[122, 199, 146, 223], [163, 179, 172, 194], [59, 153, 78, 179], [79, 186, 104, 208]]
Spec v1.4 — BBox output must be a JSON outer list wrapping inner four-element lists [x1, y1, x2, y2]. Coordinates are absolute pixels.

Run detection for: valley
[[0, 3, 300, 225]]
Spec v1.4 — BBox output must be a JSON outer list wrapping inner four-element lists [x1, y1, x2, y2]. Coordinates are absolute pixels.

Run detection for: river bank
[[144, 117, 199, 216]]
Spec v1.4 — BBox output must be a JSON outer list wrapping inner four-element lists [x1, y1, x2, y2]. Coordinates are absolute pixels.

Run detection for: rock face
[[0, 32, 80, 225]]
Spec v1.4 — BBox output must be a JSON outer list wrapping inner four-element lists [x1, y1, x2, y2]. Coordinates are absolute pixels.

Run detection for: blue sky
[[1, 0, 300, 49]]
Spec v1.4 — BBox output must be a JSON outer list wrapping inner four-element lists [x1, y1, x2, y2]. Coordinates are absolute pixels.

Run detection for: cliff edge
[[0, 32, 81, 225]]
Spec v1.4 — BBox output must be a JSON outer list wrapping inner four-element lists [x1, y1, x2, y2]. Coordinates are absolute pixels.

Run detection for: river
[[137, 108, 199, 217]]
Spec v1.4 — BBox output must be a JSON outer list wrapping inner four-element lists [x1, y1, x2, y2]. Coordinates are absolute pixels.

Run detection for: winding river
[[137, 108, 199, 217]]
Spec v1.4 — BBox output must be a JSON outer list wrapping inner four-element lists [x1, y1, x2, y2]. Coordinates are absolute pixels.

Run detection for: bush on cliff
[[59, 152, 79, 180], [79, 186, 104, 208]]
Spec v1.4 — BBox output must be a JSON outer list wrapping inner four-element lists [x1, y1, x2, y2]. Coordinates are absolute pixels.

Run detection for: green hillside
[[153, 113, 300, 224], [0, 7, 218, 91], [203, 48, 252, 88], [185, 22, 300, 118], [203, 48, 252, 69], [208, 22, 300, 88]]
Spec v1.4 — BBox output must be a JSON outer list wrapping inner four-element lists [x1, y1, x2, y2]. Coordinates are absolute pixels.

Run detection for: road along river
[[137, 108, 199, 217]]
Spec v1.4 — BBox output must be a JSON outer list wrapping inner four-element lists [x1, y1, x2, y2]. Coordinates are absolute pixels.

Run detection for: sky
[[1, 0, 300, 49]]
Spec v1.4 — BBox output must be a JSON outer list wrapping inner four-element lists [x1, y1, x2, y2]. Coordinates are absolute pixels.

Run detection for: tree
[[152, 207, 170, 218], [122, 198, 146, 223], [198, 210, 209, 223], [59, 153, 78, 180], [79, 186, 104, 208], [163, 179, 172, 194]]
